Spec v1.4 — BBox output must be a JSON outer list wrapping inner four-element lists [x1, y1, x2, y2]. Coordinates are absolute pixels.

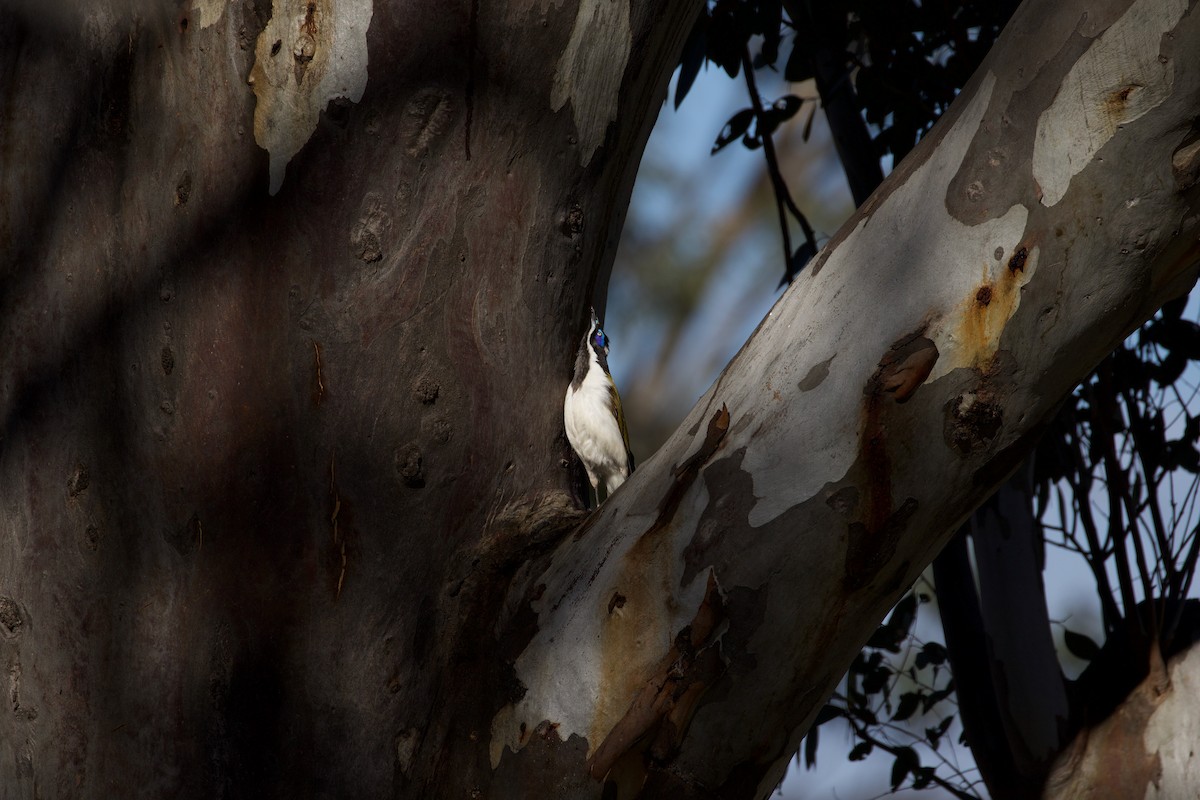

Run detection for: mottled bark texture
[[1, 2, 1199, 800], [1045, 637, 1200, 800], [490, 0, 1200, 797], [0, 0, 697, 796]]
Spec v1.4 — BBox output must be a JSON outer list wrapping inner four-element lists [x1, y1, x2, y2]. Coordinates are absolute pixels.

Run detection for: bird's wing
[[607, 376, 635, 472]]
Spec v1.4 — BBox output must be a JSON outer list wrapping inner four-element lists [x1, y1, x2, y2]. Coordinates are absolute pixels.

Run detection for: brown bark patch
[[1043, 650, 1166, 798], [859, 332, 937, 544], [174, 171, 191, 207], [587, 408, 730, 778], [0, 596, 25, 639], [1103, 83, 1143, 121], [67, 463, 90, 497], [845, 498, 919, 591], [944, 394, 1004, 457], [607, 592, 626, 614], [848, 332, 935, 590], [586, 571, 727, 785], [1008, 246, 1028, 273], [1172, 135, 1200, 191], [404, 89, 457, 157], [870, 333, 939, 404]]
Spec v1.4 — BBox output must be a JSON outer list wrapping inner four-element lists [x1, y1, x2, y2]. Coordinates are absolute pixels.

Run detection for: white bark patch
[[248, 0, 373, 195], [489, 486, 714, 769], [731, 72, 1029, 527], [550, 0, 631, 167], [193, 0, 226, 28], [1032, 0, 1187, 207], [1142, 645, 1200, 799]]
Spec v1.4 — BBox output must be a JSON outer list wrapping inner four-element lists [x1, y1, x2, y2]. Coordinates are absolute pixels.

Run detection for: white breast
[[564, 357, 630, 494]]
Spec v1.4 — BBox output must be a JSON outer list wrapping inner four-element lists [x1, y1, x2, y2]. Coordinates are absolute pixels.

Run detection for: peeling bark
[[1045, 641, 1200, 799], [2, 0, 1200, 797], [493, 0, 1200, 794]]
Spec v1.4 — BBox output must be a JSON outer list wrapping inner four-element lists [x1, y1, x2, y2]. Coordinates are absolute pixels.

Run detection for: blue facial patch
[[593, 329, 608, 349]]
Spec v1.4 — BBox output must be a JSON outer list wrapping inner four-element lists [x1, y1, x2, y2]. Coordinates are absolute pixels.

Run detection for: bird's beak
[[590, 306, 599, 327]]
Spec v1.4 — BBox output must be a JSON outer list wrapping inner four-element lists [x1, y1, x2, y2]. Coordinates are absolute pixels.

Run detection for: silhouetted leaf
[[712, 108, 754, 154], [890, 746, 919, 790], [1152, 318, 1200, 360], [892, 692, 921, 722], [1152, 351, 1187, 386], [1162, 295, 1188, 319], [783, 37, 813, 82], [866, 593, 917, 653], [705, 3, 743, 78], [675, 12, 709, 109], [925, 715, 954, 749], [914, 641, 947, 669], [804, 726, 819, 769], [755, 24, 782, 68], [813, 704, 842, 726], [1165, 440, 1200, 473], [1185, 414, 1200, 443], [866, 624, 901, 653], [850, 705, 878, 725], [773, 94, 802, 118], [1063, 628, 1102, 661], [849, 741, 873, 761], [862, 663, 889, 694], [922, 682, 954, 713]]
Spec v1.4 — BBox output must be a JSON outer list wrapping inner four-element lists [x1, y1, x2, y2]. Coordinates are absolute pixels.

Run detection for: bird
[[564, 307, 635, 503]]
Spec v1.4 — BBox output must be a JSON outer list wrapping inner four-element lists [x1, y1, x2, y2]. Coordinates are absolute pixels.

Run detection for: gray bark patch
[[798, 355, 835, 391]]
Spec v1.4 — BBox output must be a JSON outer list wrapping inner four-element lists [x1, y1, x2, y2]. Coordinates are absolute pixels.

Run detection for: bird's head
[[588, 307, 610, 359]]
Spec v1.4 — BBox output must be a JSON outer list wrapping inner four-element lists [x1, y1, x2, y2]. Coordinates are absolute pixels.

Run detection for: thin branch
[[740, 47, 818, 277], [1066, 459, 1124, 629], [837, 709, 981, 800], [1093, 367, 1156, 636]]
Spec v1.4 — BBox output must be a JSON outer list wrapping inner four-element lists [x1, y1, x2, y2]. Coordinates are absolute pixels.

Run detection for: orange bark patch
[[1045, 647, 1167, 797], [587, 571, 727, 786], [587, 407, 731, 784], [957, 251, 1030, 370], [845, 332, 937, 590]]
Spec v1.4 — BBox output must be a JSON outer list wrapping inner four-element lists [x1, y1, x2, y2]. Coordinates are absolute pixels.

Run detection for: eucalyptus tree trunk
[[2, 2, 1199, 800], [0, 0, 696, 795], [1045, 638, 1200, 799]]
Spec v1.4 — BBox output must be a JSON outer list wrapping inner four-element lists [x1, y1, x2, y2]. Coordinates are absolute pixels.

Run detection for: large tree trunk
[[0, 0, 697, 795], [2, 1, 1199, 799]]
